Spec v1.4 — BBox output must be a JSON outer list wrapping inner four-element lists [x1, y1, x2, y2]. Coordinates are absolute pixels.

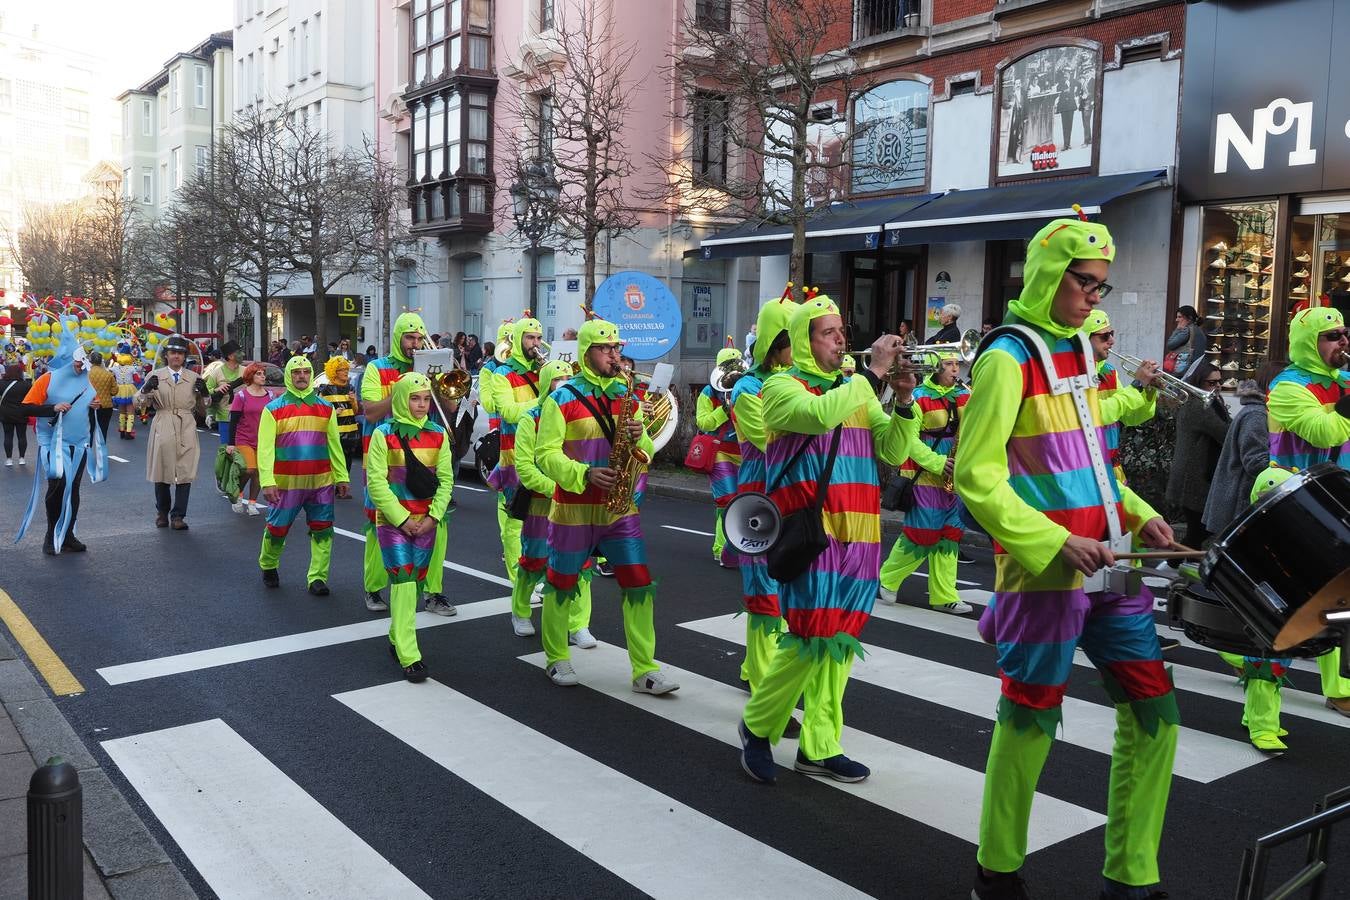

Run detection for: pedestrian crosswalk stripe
[[679, 614, 1267, 784], [102, 719, 429, 899], [97, 597, 512, 685], [871, 598, 1350, 730], [332, 525, 513, 587], [334, 680, 869, 899], [661, 524, 715, 536], [517, 643, 1105, 851]]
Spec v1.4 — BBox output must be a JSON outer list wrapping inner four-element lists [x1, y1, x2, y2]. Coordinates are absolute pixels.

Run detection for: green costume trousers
[[878, 540, 959, 606], [739, 619, 783, 692], [1319, 649, 1350, 698], [542, 585, 653, 681], [513, 565, 591, 628], [497, 497, 521, 588], [712, 507, 725, 560], [977, 705, 1177, 886], [387, 524, 448, 667], [258, 530, 332, 584], [363, 521, 389, 593], [1218, 652, 1284, 739], [742, 643, 852, 762]]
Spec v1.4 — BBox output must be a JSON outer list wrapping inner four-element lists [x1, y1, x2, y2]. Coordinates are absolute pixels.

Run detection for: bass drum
[[1166, 581, 1269, 657], [1199, 463, 1350, 658]]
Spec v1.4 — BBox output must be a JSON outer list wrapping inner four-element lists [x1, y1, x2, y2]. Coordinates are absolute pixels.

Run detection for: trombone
[[1107, 350, 1220, 406], [847, 328, 982, 379]]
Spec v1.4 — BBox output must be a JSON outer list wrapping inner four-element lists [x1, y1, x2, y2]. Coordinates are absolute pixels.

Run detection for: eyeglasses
[[1092, 330, 1115, 340], [1319, 329, 1349, 342], [1064, 269, 1113, 298]]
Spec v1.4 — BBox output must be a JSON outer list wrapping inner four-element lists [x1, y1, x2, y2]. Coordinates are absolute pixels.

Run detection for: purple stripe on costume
[[835, 427, 880, 460], [563, 436, 612, 460], [983, 589, 1091, 644], [275, 429, 327, 447], [1007, 428, 1094, 477], [910, 483, 958, 510]]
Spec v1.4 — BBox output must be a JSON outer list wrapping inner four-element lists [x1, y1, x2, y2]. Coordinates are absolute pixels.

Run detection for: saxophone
[[942, 399, 961, 493], [604, 369, 651, 515]]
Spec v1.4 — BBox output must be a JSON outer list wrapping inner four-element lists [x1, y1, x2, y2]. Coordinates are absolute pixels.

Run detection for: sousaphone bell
[[723, 491, 783, 556]]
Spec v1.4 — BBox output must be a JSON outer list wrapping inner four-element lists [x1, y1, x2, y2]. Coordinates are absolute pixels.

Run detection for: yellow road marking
[[0, 588, 84, 696]]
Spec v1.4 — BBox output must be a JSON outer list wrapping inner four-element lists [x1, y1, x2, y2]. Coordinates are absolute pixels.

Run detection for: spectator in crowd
[[1165, 306, 1207, 375], [929, 304, 962, 343], [290, 340, 304, 359], [896, 319, 917, 349], [226, 362, 272, 516], [1165, 361, 1229, 548], [1, 362, 32, 466], [268, 340, 289, 367], [464, 334, 484, 372], [483, 341, 495, 362], [561, 328, 578, 340], [86, 352, 117, 441], [364, 344, 377, 358], [450, 332, 468, 368], [743, 323, 757, 356], [334, 338, 354, 361], [982, 318, 999, 335], [1202, 361, 1282, 535], [301, 334, 317, 356], [430, 333, 443, 348]]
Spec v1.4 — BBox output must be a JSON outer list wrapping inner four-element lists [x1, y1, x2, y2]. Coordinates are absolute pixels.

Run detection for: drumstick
[[1115, 551, 1206, 561], [1168, 542, 1200, 553]]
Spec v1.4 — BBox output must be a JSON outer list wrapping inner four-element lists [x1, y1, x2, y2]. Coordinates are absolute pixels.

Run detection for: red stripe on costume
[[785, 607, 870, 639], [275, 459, 334, 476], [1000, 673, 1067, 710], [1100, 659, 1173, 701], [1019, 350, 1091, 398]]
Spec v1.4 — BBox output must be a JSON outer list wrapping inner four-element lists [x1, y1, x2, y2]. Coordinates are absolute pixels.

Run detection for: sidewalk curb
[[645, 476, 993, 549], [0, 633, 197, 900]]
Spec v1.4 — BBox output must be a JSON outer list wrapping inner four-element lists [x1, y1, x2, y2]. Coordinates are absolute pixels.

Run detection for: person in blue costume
[[14, 311, 109, 555]]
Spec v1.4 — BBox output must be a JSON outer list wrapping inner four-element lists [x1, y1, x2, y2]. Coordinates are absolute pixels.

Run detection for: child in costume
[[956, 214, 1178, 900], [109, 342, 143, 439], [877, 351, 972, 615], [737, 295, 920, 786], [486, 313, 545, 596], [728, 292, 796, 691], [257, 356, 351, 596], [695, 340, 745, 566], [1266, 305, 1350, 715], [509, 359, 594, 643], [535, 315, 677, 693], [365, 372, 456, 681], [319, 355, 360, 477]]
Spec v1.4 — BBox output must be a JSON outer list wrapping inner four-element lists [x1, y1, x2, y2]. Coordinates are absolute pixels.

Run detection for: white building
[[0, 14, 119, 299], [233, 0, 377, 347]]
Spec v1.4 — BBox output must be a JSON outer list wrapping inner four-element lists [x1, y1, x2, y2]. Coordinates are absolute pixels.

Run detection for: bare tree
[[139, 205, 204, 326], [6, 200, 87, 300], [266, 114, 379, 364], [366, 142, 418, 352], [81, 180, 148, 320], [502, 5, 640, 307], [674, 0, 874, 295]]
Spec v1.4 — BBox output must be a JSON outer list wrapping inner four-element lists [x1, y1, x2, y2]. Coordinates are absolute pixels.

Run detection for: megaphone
[[723, 491, 782, 556]]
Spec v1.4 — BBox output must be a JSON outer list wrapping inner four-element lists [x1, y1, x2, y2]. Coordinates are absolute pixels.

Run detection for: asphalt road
[[1, 429, 1348, 899]]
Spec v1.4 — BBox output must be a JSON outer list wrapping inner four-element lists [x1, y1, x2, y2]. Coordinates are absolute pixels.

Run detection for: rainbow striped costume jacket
[[729, 369, 778, 622], [696, 384, 742, 505], [485, 361, 541, 497], [896, 379, 969, 552], [1267, 366, 1349, 471], [761, 370, 919, 657], [1095, 361, 1155, 485], [366, 419, 455, 583], [256, 393, 347, 492]]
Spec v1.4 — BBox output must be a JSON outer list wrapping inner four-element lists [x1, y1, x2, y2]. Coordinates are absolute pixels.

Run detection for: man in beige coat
[[135, 335, 205, 529]]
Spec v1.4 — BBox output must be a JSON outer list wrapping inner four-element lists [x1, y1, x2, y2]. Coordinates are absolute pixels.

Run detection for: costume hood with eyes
[[786, 294, 842, 385], [390, 371, 432, 437], [510, 314, 544, 370], [1008, 218, 1116, 340], [282, 355, 317, 400], [1287, 306, 1344, 386], [576, 317, 625, 395], [753, 295, 797, 371], [389, 313, 427, 366]]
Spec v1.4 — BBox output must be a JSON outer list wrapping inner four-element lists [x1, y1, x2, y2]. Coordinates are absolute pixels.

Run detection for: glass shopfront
[[1199, 202, 1276, 386]]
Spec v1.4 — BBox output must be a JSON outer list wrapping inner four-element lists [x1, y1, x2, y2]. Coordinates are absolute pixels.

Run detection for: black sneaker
[[402, 660, 428, 683], [42, 538, 57, 556], [957, 549, 975, 564], [793, 748, 870, 783], [738, 720, 776, 785], [307, 579, 329, 596], [261, 568, 280, 588], [972, 866, 1030, 900], [61, 536, 86, 552], [595, 560, 615, 577], [783, 716, 802, 740], [1158, 636, 1180, 652]]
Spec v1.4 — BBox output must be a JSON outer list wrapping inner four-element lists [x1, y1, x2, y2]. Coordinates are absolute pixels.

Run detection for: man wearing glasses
[[957, 216, 1178, 900], [1266, 306, 1350, 715]]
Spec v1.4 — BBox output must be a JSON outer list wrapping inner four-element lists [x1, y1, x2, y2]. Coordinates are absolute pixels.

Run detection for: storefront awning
[[692, 193, 940, 260], [882, 169, 1170, 247]]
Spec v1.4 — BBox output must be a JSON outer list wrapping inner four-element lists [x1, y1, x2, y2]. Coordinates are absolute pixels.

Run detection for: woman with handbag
[[877, 353, 972, 615], [737, 295, 920, 787], [693, 342, 745, 566], [1163, 306, 1206, 374]]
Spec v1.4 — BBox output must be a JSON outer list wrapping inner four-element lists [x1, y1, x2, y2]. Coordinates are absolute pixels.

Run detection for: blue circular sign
[[591, 271, 682, 361]]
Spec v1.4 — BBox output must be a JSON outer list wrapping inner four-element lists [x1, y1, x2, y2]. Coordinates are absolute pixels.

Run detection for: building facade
[[233, 0, 377, 349], [697, 0, 1188, 372]]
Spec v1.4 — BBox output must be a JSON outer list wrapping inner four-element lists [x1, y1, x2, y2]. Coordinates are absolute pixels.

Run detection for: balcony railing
[[854, 0, 923, 41]]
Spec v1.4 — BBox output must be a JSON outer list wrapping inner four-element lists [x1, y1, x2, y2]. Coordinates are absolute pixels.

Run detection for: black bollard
[[27, 756, 82, 900]]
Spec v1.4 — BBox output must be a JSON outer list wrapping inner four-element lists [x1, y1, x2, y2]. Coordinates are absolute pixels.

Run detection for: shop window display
[[1288, 213, 1350, 326], [1200, 202, 1275, 390]]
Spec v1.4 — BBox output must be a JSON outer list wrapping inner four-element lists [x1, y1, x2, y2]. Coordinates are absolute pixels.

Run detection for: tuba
[[604, 369, 651, 516], [429, 368, 471, 404], [494, 338, 513, 363], [710, 356, 747, 394]]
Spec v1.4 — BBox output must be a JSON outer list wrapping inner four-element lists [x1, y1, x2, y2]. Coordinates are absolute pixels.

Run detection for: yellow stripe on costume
[[278, 413, 333, 432], [824, 510, 881, 543], [1011, 390, 1101, 437]]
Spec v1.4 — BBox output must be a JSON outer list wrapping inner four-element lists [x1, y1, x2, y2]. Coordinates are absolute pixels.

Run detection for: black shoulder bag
[[396, 432, 441, 501], [765, 424, 843, 584]]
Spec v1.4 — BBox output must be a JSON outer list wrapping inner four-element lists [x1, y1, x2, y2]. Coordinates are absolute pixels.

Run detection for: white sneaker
[[878, 586, 897, 605], [569, 627, 597, 649], [532, 581, 546, 597], [632, 669, 679, 694], [17, 458, 25, 465], [511, 614, 535, 636], [932, 600, 973, 615], [425, 594, 457, 617], [547, 659, 579, 686], [246, 502, 260, 516], [3, 459, 10, 467], [231, 500, 246, 514]]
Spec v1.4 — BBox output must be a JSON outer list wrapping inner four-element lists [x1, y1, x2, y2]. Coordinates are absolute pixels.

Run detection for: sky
[[3, 0, 232, 98]]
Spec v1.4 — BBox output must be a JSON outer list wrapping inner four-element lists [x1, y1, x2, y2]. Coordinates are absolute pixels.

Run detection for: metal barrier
[[1235, 784, 1350, 900]]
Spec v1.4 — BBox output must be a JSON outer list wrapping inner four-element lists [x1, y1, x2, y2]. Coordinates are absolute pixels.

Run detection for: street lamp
[[510, 158, 560, 314]]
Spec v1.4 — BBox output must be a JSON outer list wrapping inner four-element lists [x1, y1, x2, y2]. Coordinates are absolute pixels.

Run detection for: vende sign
[[1179, 0, 1350, 202]]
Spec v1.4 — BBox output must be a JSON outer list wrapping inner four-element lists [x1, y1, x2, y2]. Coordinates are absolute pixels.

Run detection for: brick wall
[[933, 0, 994, 26]]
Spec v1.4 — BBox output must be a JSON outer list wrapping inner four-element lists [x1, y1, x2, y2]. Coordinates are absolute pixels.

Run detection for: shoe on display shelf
[[1221, 361, 1240, 371], [1209, 258, 1228, 269], [1209, 240, 1228, 251], [1296, 251, 1312, 262], [1221, 378, 1238, 390], [1291, 284, 1309, 295], [1294, 267, 1311, 278], [1244, 262, 1260, 273]]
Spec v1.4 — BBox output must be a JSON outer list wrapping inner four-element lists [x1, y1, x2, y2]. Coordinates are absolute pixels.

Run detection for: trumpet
[[1107, 350, 1220, 406], [847, 328, 983, 379], [531, 340, 551, 363]]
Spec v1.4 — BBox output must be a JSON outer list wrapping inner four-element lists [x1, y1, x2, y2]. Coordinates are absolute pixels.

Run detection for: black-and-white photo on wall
[[995, 45, 1099, 180]]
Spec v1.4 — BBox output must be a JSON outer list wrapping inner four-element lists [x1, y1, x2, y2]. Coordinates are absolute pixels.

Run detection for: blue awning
[[693, 193, 939, 260], [882, 169, 1170, 247]]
